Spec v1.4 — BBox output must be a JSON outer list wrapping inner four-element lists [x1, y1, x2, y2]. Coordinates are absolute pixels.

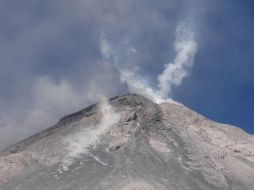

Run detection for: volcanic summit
[[0, 94, 254, 190]]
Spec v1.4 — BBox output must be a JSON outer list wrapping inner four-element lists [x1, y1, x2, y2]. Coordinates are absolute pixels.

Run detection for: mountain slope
[[0, 94, 254, 190]]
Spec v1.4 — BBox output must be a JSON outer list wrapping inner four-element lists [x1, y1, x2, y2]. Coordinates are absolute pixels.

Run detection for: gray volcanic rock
[[0, 94, 254, 190]]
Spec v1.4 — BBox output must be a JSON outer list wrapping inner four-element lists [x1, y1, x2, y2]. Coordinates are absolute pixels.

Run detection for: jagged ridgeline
[[0, 94, 254, 190]]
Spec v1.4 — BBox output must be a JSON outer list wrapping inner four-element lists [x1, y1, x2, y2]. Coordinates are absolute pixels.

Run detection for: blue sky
[[174, 0, 254, 135], [0, 0, 253, 149]]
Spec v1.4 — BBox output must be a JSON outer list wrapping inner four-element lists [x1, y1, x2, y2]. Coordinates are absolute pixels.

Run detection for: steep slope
[[0, 94, 253, 190]]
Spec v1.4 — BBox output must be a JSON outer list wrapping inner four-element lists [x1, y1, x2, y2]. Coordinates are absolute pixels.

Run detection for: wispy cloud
[[0, 77, 87, 150]]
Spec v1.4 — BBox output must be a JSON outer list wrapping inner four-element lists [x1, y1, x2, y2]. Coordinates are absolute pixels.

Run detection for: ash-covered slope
[[0, 94, 254, 190]]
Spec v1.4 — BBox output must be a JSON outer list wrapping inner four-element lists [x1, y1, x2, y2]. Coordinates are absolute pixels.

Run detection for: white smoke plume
[[62, 96, 120, 170], [119, 69, 164, 103], [100, 20, 198, 103], [158, 21, 198, 98], [100, 33, 162, 103]]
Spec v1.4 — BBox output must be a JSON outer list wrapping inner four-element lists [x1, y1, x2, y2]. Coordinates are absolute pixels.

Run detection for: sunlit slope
[[0, 94, 254, 190]]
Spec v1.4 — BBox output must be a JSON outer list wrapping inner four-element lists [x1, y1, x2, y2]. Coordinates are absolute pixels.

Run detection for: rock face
[[0, 94, 254, 190]]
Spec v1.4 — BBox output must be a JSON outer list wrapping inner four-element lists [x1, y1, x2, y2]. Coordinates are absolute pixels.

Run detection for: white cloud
[[22, 77, 84, 132], [0, 77, 89, 150]]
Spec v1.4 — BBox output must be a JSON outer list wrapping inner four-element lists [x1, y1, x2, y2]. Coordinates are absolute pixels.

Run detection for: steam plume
[[119, 69, 164, 103], [100, 33, 163, 103], [62, 96, 120, 170], [100, 20, 198, 103], [158, 21, 198, 98]]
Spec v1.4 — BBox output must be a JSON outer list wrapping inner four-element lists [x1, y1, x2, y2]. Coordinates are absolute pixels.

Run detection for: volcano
[[0, 94, 254, 190]]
